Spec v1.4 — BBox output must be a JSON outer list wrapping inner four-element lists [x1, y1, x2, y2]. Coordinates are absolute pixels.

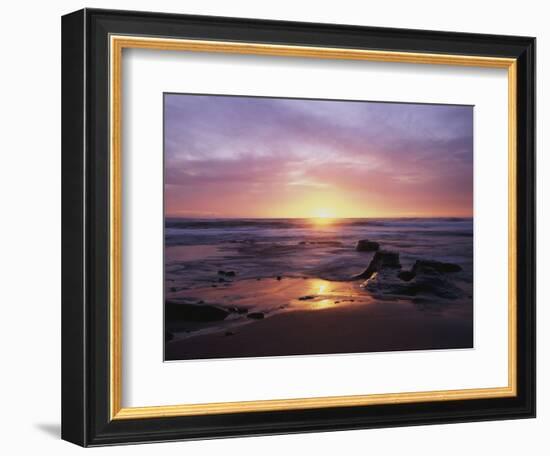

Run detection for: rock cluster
[[218, 270, 236, 277], [354, 247, 464, 301]]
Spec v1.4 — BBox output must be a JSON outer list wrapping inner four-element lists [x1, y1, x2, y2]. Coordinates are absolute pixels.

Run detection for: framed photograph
[[61, 8, 535, 446]]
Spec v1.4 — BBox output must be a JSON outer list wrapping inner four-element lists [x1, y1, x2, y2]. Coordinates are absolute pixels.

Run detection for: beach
[[164, 217, 473, 360]]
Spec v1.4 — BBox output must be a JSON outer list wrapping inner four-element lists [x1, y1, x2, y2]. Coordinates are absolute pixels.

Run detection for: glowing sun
[[312, 209, 332, 219], [310, 209, 335, 226]]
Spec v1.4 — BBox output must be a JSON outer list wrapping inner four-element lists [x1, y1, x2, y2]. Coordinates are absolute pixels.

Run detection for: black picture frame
[[62, 8, 535, 447]]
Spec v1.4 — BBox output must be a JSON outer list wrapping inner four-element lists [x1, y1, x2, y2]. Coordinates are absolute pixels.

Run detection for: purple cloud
[[164, 94, 473, 218]]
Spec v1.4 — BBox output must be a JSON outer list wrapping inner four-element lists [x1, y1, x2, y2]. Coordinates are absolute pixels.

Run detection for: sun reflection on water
[[310, 217, 334, 227], [310, 279, 329, 296], [288, 278, 362, 311], [305, 279, 336, 309]]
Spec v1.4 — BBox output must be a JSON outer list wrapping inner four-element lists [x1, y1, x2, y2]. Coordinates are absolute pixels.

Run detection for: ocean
[[165, 217, 473, 284]]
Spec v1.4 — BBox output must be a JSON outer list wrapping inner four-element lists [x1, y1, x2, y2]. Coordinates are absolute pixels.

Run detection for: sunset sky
[[164, 94, 473, 218]]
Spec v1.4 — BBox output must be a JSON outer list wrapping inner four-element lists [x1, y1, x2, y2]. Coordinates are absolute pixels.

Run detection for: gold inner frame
[[109, 35, 518, 420]]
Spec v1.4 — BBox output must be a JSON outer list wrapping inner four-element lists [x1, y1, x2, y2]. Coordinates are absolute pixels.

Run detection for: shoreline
[[165, 298, 473, 361], [165, 277, 374, 340]]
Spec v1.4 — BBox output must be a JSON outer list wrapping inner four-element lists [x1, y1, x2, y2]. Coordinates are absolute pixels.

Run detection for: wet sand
[[165, 276, 472, 360], [165, 298, 473, 360]]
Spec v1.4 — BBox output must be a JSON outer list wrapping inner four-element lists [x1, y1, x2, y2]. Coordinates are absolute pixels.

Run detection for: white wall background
[[0, 0, 545, 454]]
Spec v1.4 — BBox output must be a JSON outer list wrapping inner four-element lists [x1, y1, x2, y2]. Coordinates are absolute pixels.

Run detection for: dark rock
[[247, 312, 265, 320], [397, 259, 462, 282], [398, 270, 416, 282], [298, 295, 315, 301], [218, 270, 236, 277], [354, 250, 401, 279], [165, 301, 229, 322], [376, 251, 401, 267], [403, 275, 462, 299], [363, 267, 462, 301], [225, 331, 235, 336], [169, 286, 187, 292], [228, 306, 248, 314], [165, 331, 174, 342], [361, 269, 406, 296], [276, 276, 282, 281], [356, 239, 380, 252]]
